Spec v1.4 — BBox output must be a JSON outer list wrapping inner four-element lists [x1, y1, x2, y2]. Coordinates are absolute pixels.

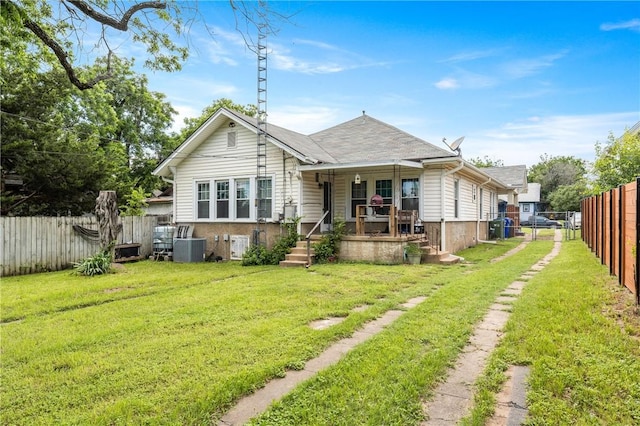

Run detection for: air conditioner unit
[[173, 238, 206, 262]]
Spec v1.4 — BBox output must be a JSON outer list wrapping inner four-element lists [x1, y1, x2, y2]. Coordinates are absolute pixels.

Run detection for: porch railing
[[305, 210, 330, 266]]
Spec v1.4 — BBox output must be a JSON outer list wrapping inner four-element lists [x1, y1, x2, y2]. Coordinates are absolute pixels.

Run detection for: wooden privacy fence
[[582, 178, 640, 304], [0, 216, 157, 277]]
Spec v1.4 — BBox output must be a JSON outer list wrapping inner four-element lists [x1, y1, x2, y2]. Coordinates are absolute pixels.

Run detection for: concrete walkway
[[218, 233, 561, 425], [218, 296, 427, 425], [422, 230, 562, 425]]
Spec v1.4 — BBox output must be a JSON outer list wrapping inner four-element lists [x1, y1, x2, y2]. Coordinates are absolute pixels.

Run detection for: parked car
[[565, 212, 582, 229], [521, 215, 561, 228]]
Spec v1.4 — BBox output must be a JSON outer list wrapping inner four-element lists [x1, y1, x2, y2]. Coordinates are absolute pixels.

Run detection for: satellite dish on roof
[[442, 136, 465, 156]]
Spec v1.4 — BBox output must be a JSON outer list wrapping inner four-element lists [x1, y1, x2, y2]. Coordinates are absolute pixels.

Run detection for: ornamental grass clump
[[73, 250, 112, 276]]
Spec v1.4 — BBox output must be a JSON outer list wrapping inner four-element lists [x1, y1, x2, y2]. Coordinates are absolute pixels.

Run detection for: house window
[[216, 180, 229, 219], [454, 179, 460, 218], [257, 178, 272, 219], [235, 179, 250, 219], [472, 184, 477, 203], [401, 178, 419, 211], [351, 180, 367, 217], [375, 179, 392, 214], [197, 182, 210, 219], [227, 131, 237, 148], [523, 204, 530, 213], [479, 188, 484, 219]]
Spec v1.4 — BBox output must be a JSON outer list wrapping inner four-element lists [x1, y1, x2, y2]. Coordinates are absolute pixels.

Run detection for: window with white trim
[[479, 187, 484, 219], [216, 180, 229, 219], [235, 179, 250, 219], [375, 179, 392, 215], [351, 180, 367, 217], [454, 179, 460, 218], [402, 178, 419, 211], [197, 182, 210, 219], [257, 178, 272, 219]]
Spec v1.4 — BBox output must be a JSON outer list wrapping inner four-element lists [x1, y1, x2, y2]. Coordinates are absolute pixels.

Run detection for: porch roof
[[298, 159, 424, 171]]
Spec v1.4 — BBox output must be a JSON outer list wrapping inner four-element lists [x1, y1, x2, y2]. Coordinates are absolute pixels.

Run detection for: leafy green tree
[[170, 98, 258, 149], [0, 47, 114, 215], [468, 156, 504, 168], [548, 182, 589, 212], [2, 0, 189, 90], [592, 129, 640, 192], [528, 154, 587, 206]]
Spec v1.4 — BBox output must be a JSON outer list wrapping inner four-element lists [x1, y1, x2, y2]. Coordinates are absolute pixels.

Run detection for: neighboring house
[[144, 187, 173, 224], [153, 108, 512, 261], [517, 182, 541, 223], [481, 165, 528, 224]]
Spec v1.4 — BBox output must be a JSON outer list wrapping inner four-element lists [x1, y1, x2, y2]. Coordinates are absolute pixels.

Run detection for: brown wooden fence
[[582, 178, 639, 304], [0, 216, 156, 277]]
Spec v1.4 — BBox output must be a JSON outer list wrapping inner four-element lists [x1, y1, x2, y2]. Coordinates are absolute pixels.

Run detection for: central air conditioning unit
[[173, 238, 206, 262]]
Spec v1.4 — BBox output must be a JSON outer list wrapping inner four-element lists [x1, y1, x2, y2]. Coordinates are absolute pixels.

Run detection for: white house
[[518, 182, 541, 223], [153, 108, 513, 261]]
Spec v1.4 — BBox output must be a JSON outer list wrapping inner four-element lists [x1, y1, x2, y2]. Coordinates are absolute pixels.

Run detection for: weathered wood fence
[[1, 216, 157, 277], [582, 178, 639, 304]]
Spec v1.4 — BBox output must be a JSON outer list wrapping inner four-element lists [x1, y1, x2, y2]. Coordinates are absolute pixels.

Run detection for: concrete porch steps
[[279, 240, 315, 267], [421, 245, 462, 265]]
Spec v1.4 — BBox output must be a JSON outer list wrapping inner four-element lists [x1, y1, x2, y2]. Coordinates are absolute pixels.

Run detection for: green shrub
[[242, 217, 301, 266], [73, 251, 112, 276], [313, 219, 346, 263]]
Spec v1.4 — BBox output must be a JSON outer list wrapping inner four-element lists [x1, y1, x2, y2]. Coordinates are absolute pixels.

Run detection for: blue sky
[[143, 1, 639, 168]]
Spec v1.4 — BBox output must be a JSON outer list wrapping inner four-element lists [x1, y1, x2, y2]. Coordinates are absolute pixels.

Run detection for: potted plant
[[404, 243, 422, 264]]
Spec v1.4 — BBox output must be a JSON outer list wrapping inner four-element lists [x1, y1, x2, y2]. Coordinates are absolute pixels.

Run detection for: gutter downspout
[[168, 166, 177, 223], [477, 177, 492, 243], [439, 159, 464, 252]]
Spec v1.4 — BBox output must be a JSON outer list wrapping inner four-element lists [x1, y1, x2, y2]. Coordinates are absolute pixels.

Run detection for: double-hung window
[[196, 182, 210, 219], [257, 178, 272, 219], [216, 180, 229, 219], [401, 178, 419, 211], [375, 179, 392, 215], [235, 179, 250, 219], [351, 181, 367, 218]]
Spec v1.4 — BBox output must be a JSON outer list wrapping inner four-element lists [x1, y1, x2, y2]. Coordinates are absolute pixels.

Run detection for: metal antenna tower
[[254, 6, 268, 247]]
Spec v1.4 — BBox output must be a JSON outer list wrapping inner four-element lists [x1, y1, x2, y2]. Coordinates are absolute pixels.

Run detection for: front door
[[321, 181, 332, 232]]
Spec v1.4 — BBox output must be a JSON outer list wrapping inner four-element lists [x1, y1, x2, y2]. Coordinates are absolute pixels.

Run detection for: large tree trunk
[[95, 191, 122, 258]]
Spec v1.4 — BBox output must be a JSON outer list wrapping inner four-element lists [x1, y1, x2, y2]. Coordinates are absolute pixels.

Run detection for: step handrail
[[305, 210, 330, 265]]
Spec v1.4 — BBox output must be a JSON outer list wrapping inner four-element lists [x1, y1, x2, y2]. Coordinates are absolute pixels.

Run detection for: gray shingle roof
[[309, 114, 456, 163], [481, 165, 527, 188]]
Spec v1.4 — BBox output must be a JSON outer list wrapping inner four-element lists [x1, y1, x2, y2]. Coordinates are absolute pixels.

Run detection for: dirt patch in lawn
[[605, 284, 640, 341]]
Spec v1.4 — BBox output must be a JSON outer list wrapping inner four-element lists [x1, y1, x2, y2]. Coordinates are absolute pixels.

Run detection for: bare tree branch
[[21, 15, 112, 90], [66, 0, 166, 31]]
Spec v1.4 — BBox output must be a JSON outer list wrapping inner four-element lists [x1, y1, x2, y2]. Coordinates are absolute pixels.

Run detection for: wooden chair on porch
[[398, 210, 417, 235]]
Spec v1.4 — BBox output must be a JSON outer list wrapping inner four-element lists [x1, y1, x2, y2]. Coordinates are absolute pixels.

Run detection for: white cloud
[[462, 112, 639, 167], [440, 49, 502, 63], [268, 105, 342, 134], [600, 19, 640, 32], [502, 51, 567, 79], [435, 78, 459, 90]]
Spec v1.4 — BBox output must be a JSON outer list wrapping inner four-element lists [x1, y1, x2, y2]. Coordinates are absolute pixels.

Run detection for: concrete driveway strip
[[218, 297, 427, 426], [422, 230, 562, 425]]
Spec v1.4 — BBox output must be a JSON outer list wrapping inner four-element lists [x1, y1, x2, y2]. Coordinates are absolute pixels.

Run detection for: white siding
[[423, 168, 442, 221], [174, 123, 300, 223]]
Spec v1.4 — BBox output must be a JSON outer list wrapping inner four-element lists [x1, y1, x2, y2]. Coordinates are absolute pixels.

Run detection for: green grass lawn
[[465, 238, 640, 425], [2, 237, 638, 425]]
